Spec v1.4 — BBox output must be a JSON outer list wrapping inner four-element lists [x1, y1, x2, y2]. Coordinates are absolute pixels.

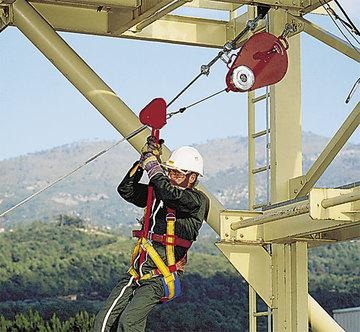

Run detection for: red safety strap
[[139, 128, 160, 267], [132, 230, 192, 249]]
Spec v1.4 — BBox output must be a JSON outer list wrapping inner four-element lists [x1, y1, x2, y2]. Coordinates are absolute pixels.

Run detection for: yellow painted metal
[[184, 0, 241, 11], [135, 0, 190, 31], [215, 242, 273, 306], [0, 5, 9, 32], [249, 285, 257, 332], [220, 210, 263, 242], [13, 2, 229, 47], [322, 190, 360, 209], [29, 0, 332, 13], [294, 16, 360, 63], [271, 244, 286, 331], [232, 11, 266, 48], [310, 187, 360, 221], [248, 91, 256, 211], [272, 242, 308, 331], [231, 201, 309, 230], [125, 15, 228, 47], [308, 295, 345, 332], [11, 0, 224, 235], [262, 192, 359, 242], [112, 0, 176, 34], [31, 0, 140, 8], [291, 102, 360, 198], [232, 187, 360, 234], [269, 9, 302, 203], [320, 223, 360, 243], [303, 0, 331, 14], [290, 242, 308, 331]]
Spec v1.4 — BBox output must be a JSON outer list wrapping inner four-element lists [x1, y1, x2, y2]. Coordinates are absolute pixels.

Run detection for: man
[[93, 138, 209, 332]]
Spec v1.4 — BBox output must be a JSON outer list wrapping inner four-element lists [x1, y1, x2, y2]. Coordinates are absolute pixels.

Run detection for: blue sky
[[0, 1, 359, 160]]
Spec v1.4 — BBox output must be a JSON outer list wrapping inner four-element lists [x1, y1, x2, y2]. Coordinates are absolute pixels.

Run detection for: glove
[[141, 136, 164, 162], [140, 152, 164, 179]]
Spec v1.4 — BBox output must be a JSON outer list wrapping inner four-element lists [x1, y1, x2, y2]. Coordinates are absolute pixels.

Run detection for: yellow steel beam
[[111, 0, 176, 34], [290, 242, 308, 331], [322, 190, 360, 208], [184, 0, 242, 11], [304, 0, 332, 14], [248, 285, 258, 332], [290, 103, 360, 198], [224, 185, 359, 242], [294, 16, 360, 63], [248, 90, 256, 211], [6, 2, 268, 47], [0, 5, 9, 32], [220, 210, 263, 242], [10, 2, 229, 47], [310, 187, 360, 222], [135, 0, 191, 31], [272, 243, 309, 331], [269, 9, 302, 203], [309, 296, 345, 332], [271, 244, 287, 331], [31, 0, 140, 9], [128, 15, 228, 47], [320, 223, 360, 243], [32, 0, 331, 11], [215, 242, 273, 306]]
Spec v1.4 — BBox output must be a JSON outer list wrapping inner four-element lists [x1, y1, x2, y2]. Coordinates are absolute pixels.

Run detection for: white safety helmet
[[165, 146, 204, 176]]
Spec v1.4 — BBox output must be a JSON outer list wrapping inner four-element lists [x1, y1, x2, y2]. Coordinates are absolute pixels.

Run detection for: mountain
[[0, 132, 359, 229]]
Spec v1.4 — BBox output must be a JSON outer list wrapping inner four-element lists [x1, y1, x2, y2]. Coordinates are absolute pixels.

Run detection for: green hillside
[[0, 221, 359, 331]]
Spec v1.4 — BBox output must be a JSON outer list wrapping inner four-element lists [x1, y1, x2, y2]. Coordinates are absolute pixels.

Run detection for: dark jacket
[[117, 162, 209, 273]]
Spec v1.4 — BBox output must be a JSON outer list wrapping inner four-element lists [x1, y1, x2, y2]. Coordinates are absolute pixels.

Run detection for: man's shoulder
[[188, 187, 210, 204]]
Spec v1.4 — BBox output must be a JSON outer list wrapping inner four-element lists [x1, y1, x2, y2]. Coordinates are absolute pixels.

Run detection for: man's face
[[167, 169, 196, 188]]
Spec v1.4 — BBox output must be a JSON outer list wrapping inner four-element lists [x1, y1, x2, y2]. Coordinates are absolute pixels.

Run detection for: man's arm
[[150, 173, 203, 213], [117, 162, 148, 208]]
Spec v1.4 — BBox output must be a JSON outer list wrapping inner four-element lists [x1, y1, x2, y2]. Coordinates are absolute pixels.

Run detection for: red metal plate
[[139, 98, 167, 129], [226, 32, 288, 92]]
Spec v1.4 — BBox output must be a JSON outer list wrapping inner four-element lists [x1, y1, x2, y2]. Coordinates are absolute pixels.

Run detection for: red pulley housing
[[226, 32, 289, 92], [139, 98, 167, 130]]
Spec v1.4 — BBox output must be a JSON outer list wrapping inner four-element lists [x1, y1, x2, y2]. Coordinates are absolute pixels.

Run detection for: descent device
[[138, 97, 167, 243], [226, 32, 289, 92]]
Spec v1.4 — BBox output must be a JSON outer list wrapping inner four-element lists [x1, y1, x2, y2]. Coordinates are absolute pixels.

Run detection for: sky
[[0, 1, 359, 160]]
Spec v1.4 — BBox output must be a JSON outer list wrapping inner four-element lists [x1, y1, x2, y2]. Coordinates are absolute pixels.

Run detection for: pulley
[[226, 32, 289, 92]]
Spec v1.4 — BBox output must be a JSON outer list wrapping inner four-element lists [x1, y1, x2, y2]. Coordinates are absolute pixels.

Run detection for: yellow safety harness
[[129, 208, 191, 302]]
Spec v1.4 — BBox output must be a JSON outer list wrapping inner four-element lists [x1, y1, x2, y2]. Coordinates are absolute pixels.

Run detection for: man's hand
[[140, 153, 164, 179], [141, 136, 164, 162]]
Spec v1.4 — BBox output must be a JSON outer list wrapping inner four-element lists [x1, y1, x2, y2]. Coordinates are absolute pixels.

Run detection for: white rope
[[101, 276, 134, 332]]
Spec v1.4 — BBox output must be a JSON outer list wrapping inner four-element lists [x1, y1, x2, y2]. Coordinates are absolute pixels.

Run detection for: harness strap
[[129, 207, 191, 301], [132, 230, 192, 248], [140, 238, 176, 300]]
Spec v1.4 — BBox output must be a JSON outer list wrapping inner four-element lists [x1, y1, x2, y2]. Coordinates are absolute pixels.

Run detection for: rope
[[167, 88, 227, 119], [0, 125, 146, 218]]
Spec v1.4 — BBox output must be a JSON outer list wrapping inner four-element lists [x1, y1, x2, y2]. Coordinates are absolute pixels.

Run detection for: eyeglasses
[[167, 169, 190, 179]]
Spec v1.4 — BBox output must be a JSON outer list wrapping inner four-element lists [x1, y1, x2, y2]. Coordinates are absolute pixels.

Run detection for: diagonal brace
[[290, 102, 360, 198], [293, 16, 360, 63]]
